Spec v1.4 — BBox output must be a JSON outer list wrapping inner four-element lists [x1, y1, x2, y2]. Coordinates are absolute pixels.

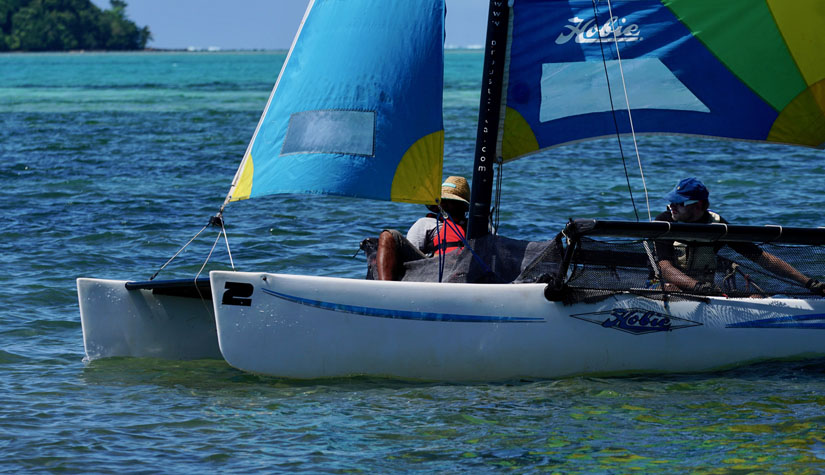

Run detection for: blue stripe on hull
[[260, 288, 544, 323], [726, 313, 825, 329]]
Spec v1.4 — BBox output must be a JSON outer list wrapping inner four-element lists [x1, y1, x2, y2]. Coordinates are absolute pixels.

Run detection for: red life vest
[[428, 215, 465, 255]]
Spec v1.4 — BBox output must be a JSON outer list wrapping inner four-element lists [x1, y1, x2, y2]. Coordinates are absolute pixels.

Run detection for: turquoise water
[[3, 51, 825, 472]]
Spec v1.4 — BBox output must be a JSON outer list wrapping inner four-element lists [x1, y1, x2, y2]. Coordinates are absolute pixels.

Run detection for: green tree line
[[0, 0, 151, 51]]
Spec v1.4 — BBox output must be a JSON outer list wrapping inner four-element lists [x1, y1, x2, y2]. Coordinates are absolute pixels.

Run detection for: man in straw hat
[[376, 176, 470, 281]]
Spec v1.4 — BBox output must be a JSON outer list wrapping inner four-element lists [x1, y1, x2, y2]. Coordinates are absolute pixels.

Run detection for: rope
[[435, 212, 446, 282], [149, 222, 210, 280], [723, 262, 738, 292], [493, 156, 503, 235], [192, 229, 223, 312], [723, 261, 767, 296], [195, 229, 223, 283], [643, 241, 662, 284], [591, 1, 639, 222], [605, 0, 652, 221], [149, 212, 235, 281], [220, 215, 236, 271], [437, 206, 496, 279], [591, 0, 653, 222]]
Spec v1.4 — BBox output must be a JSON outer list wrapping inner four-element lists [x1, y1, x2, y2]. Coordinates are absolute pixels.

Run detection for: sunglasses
[[668, 199, 699, 209]]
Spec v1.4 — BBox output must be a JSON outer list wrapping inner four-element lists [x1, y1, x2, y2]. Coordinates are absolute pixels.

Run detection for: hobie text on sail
[[555, 16, 642, 45]]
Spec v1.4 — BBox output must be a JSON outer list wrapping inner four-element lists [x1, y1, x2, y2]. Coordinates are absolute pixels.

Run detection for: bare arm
[[658, 259, 700, 291], [751, 251, 810, 286]]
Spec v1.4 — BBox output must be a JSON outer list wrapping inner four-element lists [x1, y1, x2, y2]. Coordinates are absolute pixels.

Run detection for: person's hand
[[693, 281, 722, 295], [805, 279, 825, 296]]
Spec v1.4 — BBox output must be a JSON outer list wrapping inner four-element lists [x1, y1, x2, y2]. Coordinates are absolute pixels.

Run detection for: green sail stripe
[[663, 0, 807, 112]]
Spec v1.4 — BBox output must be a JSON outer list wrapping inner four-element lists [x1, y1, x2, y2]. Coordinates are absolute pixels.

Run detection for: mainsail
[[499, 0, 825, 161], [225, 0, 445, 205]]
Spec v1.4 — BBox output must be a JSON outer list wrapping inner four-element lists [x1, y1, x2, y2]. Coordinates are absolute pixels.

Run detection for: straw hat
[[440, 176, 470, 204]]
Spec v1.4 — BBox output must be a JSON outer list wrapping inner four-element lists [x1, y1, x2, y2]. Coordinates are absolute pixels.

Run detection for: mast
[[466, 0, 509, 239]]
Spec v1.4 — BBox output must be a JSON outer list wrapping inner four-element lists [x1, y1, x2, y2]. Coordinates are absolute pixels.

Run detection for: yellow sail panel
[[768, 0, 825, 86], [501, 107, 539, 162], [815, 78, 825, 114], [768, 80, 825, 147], [229, 155, 254, 202], [390, 130, 443, 204]]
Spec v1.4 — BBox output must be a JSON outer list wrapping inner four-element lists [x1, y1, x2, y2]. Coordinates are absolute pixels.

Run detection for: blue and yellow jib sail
[[226, 0, 444, 204], [500, 0, 825, 161]]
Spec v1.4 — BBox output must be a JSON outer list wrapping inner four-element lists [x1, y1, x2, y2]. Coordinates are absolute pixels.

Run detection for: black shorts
[[382, 229, 428, 262]]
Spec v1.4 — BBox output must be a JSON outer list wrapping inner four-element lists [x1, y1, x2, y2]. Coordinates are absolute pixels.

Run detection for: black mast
[[466, 0, 510, 239]]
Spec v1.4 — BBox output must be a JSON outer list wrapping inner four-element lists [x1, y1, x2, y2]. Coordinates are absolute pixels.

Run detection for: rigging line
[[149, 222, 210, 280], [591, 0, 640, 222], [605, 0, 652, 221], [193, 229, 223, 311], [642, 241, 662, 283], [439, 207, 496, 277], [195, 229, 223, 284], [435, 204, 446, 282], [493, 156, 503, 235], [220, 217, 235, 271]]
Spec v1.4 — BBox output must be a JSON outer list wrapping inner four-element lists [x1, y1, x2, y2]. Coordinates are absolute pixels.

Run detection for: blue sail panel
[[501, 0, 824, 161], [228, 0, 444, 204]]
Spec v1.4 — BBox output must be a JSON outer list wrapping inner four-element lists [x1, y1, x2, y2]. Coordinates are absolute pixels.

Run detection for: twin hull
[[74, 273, 825, 380], [77, 278, 221, 361]]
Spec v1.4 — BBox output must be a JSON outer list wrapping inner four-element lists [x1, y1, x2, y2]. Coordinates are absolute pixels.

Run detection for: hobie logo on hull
[[556, 16, 642, 45], [571, 308, 701, 335]]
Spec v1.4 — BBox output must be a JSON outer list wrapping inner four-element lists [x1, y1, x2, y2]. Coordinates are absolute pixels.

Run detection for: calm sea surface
[[2, 51, 825, 473]]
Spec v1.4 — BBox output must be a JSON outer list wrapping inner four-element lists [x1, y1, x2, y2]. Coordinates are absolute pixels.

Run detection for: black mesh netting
[[361, 228, 825, 304], [361, 233, 563, 284], [563, 237, 825, 302]]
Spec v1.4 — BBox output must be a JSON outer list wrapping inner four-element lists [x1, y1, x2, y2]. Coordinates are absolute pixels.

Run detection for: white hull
[[77, 278, 222, 360], [210, 271, 825, 381]]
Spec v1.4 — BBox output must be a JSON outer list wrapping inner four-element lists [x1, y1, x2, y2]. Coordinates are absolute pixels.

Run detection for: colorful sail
[[227, 0, 444, 204], [500, 0, 825, 161]]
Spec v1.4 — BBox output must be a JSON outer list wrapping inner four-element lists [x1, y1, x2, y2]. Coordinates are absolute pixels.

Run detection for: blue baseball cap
[[664, 177, 709, 203]]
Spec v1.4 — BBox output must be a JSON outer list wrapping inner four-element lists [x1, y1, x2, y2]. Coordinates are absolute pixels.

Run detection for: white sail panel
[[539, 59, 709, 122]]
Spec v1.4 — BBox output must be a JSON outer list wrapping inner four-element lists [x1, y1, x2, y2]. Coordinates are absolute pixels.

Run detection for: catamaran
[[78, 0, 825, 380]]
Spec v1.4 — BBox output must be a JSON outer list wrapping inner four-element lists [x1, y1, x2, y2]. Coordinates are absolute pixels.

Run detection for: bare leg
[[376, 231, 397, 280]]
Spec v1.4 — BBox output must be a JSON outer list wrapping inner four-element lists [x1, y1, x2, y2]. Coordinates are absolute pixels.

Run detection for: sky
[[90, 0, 488, 50]]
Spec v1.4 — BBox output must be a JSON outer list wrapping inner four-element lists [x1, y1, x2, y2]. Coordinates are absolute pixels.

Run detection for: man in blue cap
[[654, 177, 825, 296]]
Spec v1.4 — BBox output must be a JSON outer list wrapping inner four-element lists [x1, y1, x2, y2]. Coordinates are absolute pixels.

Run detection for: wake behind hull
[[77, 278, 222, 360], [210, 271, 825, 381]]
